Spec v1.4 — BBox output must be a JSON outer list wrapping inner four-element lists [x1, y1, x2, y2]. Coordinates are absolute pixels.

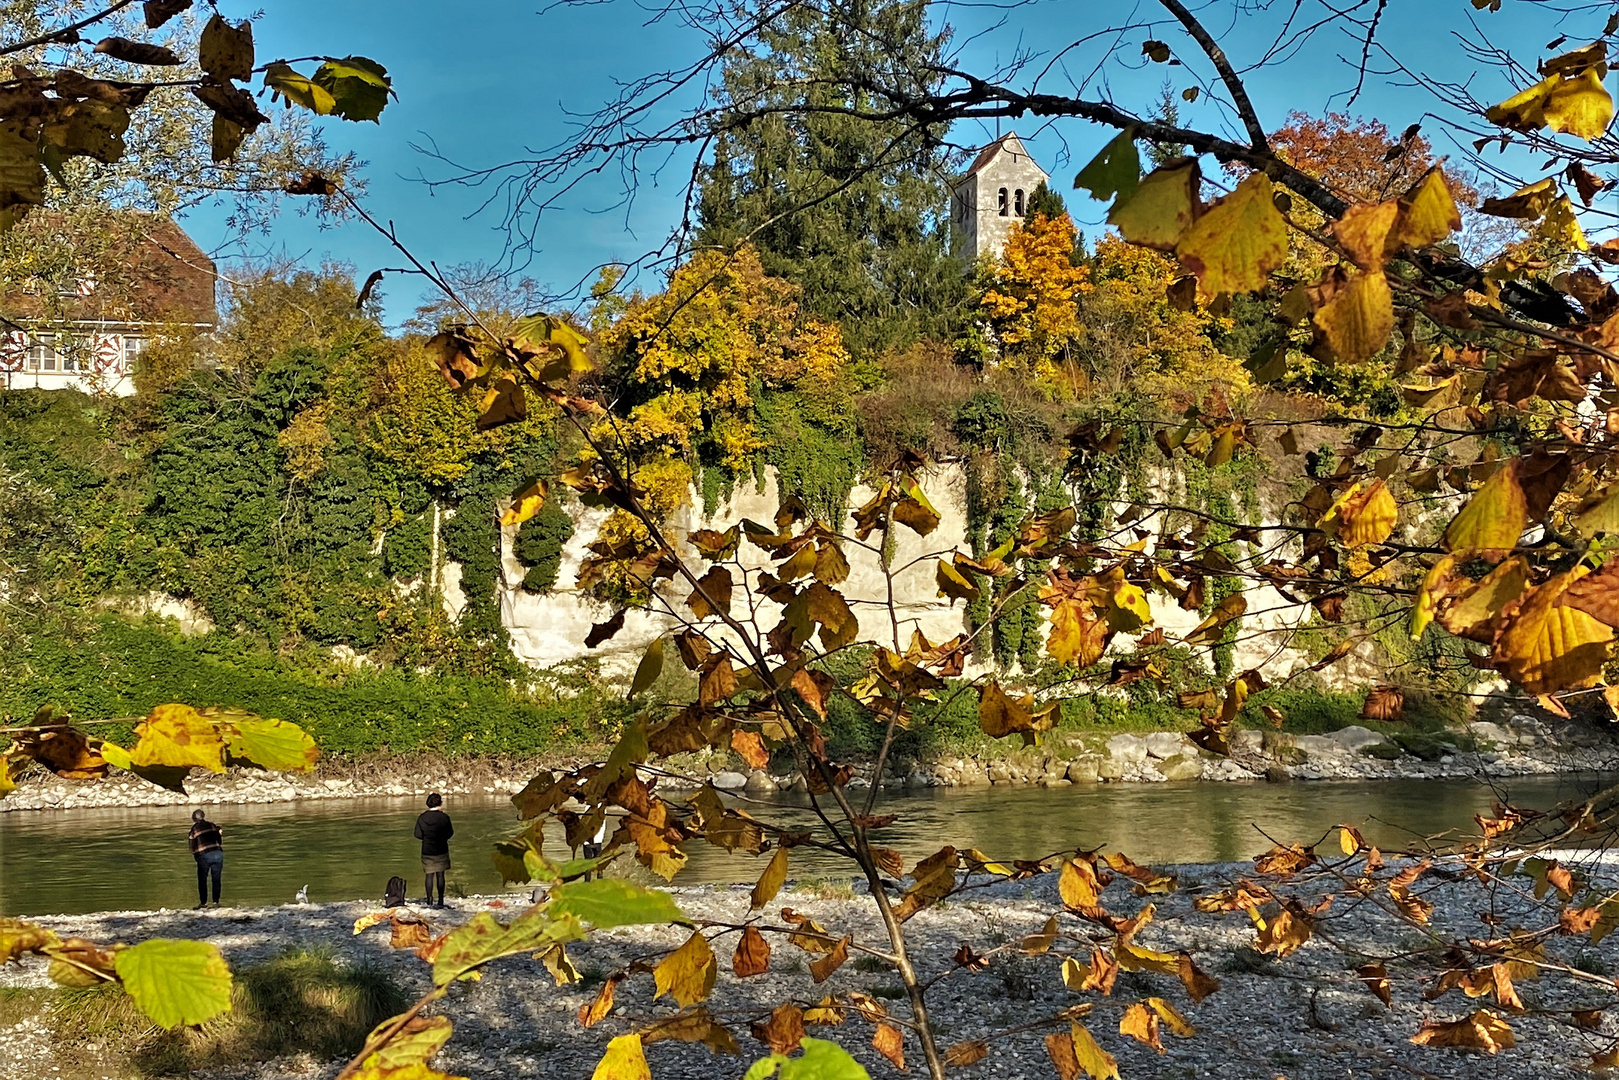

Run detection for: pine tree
[[694, 0, 969, 358]]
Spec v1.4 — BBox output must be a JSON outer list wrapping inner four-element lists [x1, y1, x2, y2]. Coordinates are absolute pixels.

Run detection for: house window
[[27, 340, 54, 371], [124, 336, 146, 373], [1015, 189, 1025, 216], [998, 187, 1009, 216]]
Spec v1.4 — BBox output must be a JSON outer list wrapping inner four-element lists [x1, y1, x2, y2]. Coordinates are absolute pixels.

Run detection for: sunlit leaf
[[1109, 158, 1200, 251], [654, 931, 717, 1008], [742, 1037, 870, 1080], [592, 1034, 651, 1080], [115, 939, 232, 1029], [1176, 173, 1288, 296]]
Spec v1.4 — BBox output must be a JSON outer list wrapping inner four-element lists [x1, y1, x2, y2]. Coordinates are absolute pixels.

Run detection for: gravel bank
[[5, 714, 1614, 815], [4, 853, 1618, 1080]]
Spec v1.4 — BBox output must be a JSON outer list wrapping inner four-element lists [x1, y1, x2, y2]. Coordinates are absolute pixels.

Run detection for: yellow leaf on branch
[[1494, 567, 1614, 694], [590, 1034, 650, 1080], [1314, 270, 1394, 364], [652, 932, 717, 1009], [1176, 174, 1288, 297]]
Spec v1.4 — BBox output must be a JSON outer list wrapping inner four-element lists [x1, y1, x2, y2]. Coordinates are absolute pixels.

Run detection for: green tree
[[693, 0, 968, 358]]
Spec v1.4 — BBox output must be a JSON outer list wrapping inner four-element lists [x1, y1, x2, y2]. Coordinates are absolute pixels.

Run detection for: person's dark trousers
[[196, 850, 224, 905]]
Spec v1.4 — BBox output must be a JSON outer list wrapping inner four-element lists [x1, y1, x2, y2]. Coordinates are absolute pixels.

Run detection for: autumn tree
[[977, 211, 1090, 387]]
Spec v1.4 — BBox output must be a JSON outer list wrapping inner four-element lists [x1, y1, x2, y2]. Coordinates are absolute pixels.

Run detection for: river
[[2, 772, 1610, 916]]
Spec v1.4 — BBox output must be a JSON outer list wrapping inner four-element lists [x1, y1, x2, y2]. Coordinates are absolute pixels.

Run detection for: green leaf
[[114, 939, 232, 1029], [1073, 128, 1140, 203], [223, 716, 319, 772], [548, 878, 687, 929], [313, 57, 393, 123], [264, 63, 336, 115], [432, 909, 584, 985], [630, 638, 665, 699], [743, 1037, 873, 1080]]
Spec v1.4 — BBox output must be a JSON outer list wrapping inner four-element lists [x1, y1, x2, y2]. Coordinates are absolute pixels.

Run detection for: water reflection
[[2, 772, 1611, 916]]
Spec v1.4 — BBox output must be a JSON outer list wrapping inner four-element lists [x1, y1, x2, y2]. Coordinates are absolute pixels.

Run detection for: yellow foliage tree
[[596, 246, 850, 519], [368, 338, 553, 487], [1075, 236, 1248, 400], [978, 212, 1092, 387]]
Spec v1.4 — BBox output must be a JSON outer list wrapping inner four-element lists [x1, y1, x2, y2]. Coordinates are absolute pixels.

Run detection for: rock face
[[479, 463, 1379, 684], [1325, 726, 1386, 753], [1106, 735, 1150, 764]]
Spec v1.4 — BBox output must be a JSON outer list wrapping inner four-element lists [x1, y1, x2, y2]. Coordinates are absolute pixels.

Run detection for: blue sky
[[186, 0, 1605, 325]]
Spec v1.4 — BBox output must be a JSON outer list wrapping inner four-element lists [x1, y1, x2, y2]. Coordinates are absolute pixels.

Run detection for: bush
[[48, 948, 410, 1078], [1, 616, 632, 757]]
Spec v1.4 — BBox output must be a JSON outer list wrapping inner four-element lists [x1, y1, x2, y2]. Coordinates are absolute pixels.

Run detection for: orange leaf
[[730, 730, 770, 770], [749, 1003, 804, 1055], [872, 1023, 906, 1070], [1410, 1010, 1515, 1054], [732, 926, 770, 978]]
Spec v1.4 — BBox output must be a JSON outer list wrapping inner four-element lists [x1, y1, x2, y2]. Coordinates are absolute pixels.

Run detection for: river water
[[2, 772, 1611, 916]]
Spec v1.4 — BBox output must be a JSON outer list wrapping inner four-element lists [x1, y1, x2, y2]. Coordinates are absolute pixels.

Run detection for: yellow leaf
[[1436, 556, 1530, 641], [935, 557, 981, 604], [500, 480, 548, 528], [1047, 599, 1110, 667], [1315, 271, 1394, 364], [1322, 479, 1397, 548], [591, 1034, 650, 1080], [1146, 997, 1196, 1036], [131, 704, 225, 773], [1333, 200, 1399, 269], [1576, 487, 1619, 538], [750, 846, 788, 910], [1070, 1022, 1121, 1080], [1538, 194, 1589, 251], [1478, 177, 1558, 219], [1059, 859, 1103, 911], [0, 755, 13, 799], [1495, 567, 1615, 694], [1394, 168, 1462, 249], [1119, 1002, 1163, 1052], [1107, 158, 1200, 251], [1443, 465, 1527, 559], [652, 932, 717, 1008], [1410, 1010, 1516, 1054], [1544, 65, 1615, 140], [1061, 956, 1089, 990], [1176, 173, 1288, 297]]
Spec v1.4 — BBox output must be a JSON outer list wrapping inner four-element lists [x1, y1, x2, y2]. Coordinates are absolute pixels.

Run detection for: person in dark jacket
[[188, 808, 224, 909], [414, 793, 453, 907]]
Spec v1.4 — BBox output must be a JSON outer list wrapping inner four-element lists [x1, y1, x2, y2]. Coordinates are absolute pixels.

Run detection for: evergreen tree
[[1022, 181, 1069, 222], [694, 0, 969, 358]]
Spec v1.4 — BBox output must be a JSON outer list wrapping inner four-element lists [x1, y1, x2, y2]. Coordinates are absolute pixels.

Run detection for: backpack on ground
[[384, 875, 407, 908]]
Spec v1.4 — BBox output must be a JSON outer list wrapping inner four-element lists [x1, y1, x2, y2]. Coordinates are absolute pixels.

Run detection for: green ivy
[[514, 500, 575, 593]]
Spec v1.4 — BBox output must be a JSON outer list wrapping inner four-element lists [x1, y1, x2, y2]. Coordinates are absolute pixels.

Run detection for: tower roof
[[959, 132, 1047, 181]]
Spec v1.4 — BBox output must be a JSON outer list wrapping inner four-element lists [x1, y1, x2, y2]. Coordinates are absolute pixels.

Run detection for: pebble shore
[[4, 852, 1619, 1080], [3, 713, 1615, 814]]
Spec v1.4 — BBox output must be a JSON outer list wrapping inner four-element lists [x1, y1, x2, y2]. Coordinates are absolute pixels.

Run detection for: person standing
[[414, 793, 453, 907], [188, 808, 224, 909]]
